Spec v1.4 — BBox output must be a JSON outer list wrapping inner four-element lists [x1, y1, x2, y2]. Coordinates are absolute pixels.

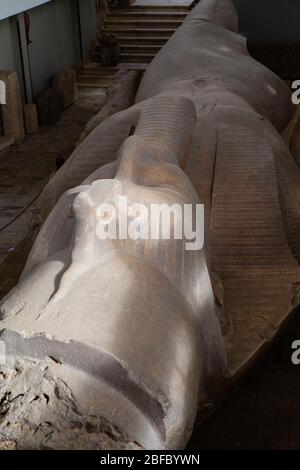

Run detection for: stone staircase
[[93, 2, 191, 64], [77, 1, 192, 90]]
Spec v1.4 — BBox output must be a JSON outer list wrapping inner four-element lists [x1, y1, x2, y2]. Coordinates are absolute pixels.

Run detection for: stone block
[[0, 71, 25, 143], [36, 87, 62, 125], [52, 69, 79, 110]]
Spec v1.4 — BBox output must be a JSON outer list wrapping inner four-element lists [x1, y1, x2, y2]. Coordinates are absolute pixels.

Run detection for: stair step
[[93, 2, 188, 66], [109, 5, 191, 12], [96, 31, 169, 45], [92, 51, 155, 64], [77, 67, 116, 77], [77, 73, 114, 82], [95, 43, 161, 54], [120, 52, 155, 63], [104, 19, 182, 29], [78, 83, 111, 88], [107, 10, 187, 20], [77, 64, 117, 73], [102, 27, 175, 36], [120, 44, 161, 54], [91, 54, 150, 70], [78, 78, 112, 88], [77, 72, 115, 80], [115, 35, 168, 45], [85, 57, 149, 69]]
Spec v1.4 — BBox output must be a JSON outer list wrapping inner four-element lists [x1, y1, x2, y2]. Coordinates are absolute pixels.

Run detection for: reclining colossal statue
[[0, 0, 300, 450]]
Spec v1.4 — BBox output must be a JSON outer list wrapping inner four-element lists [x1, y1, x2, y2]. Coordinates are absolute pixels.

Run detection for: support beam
[[17, 13, 33, 103]]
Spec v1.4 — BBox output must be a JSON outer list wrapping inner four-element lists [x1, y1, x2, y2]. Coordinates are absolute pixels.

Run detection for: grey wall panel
[[234, 0, 300, 44], [27, 0, 81, 96]]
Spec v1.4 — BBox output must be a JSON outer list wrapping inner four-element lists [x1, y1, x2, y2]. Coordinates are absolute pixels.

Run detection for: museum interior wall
[[0, 0, 97, 99]]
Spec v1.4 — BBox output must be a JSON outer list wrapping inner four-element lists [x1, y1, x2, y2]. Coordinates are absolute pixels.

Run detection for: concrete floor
[[190, 309, 300, 450], [0, 88, 106, 264]]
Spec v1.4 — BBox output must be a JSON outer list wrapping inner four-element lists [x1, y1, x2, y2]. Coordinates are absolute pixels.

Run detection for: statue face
[[13, 129, 206, 305]]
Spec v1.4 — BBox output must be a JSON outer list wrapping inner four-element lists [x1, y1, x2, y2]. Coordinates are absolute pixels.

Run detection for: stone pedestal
[[36, 88, 62, 125], [0, 71, 25, 143]]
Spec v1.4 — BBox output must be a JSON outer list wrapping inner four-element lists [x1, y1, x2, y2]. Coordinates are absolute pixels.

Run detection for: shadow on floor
[[189, 307, 300, 450]]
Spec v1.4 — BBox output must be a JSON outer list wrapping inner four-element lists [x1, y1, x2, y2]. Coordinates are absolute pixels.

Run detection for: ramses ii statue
[[0, 0, 300, 450]]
